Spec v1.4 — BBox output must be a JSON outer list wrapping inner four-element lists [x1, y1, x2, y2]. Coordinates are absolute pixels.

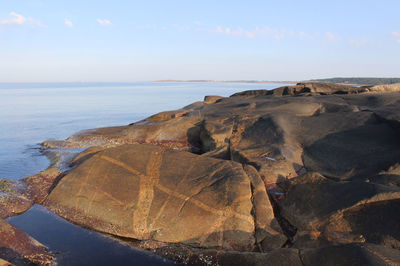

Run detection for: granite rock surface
[[40, 82, 400, 265]]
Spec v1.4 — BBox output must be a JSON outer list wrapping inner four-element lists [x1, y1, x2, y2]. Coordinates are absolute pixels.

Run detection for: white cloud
[[214, 26, 243, 37], [325, 32, 341, 42], [392, 32, 400, 44], [213, 25, 296, 40], [326, 32, 335, 41], [245, 31, 255, 39], [64, 18, 73, 27], [299, 31, 313, 40], [97, 19, 112, 26], [172, 24, 190, 32], [0, 11, 45, 27], [0, 11, 26, 25], [211, 25, 346, 44], [136, 24, 157, 30], [349, 37, 368, 47]]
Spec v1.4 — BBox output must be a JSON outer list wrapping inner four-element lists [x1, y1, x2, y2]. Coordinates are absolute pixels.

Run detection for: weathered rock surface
[[153, 245, 304, 266], [0, 218, 54, 265], [0, 168, 61, 219], [132, 240, 400, 266], [45, 144, 284, 251], [275, 172, 400, 249], [40, 82, 400, 264], [42, 83, 400, 185], [301, 243, 400, 266]]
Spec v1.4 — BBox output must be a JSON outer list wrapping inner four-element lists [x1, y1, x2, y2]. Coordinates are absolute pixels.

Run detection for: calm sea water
[[1, 82, 284, 265]]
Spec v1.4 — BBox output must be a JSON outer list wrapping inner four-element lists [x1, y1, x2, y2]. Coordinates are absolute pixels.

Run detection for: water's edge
[[2, 82, 284, 265]]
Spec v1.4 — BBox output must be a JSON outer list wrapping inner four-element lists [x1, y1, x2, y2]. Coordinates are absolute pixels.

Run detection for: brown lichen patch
[[0, 180, 13, 193]]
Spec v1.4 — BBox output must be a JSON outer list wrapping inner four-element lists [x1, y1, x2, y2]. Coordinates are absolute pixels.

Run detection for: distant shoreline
[[155, 80, 297, 84]]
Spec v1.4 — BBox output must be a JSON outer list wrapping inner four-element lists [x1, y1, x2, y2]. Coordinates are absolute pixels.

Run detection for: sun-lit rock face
[[45, 144, 281, 251]]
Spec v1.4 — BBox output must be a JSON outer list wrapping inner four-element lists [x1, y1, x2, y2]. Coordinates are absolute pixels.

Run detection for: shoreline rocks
[[0, 169, 61, 264], [25, 82, 400, 264], [0, 169, 61, 219], [0, 218, 54, 265]]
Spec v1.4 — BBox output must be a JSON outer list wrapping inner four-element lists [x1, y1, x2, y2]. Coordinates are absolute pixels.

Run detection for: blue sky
[[0, 0, 399, 82]]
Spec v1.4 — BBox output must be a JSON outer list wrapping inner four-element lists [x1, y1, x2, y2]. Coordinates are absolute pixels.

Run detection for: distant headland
[[155, 79, 296, 84], [156, 77, 400, 86]]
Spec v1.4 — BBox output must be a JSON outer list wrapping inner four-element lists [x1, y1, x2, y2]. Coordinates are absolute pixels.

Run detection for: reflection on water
[[7, 205, 174, 266], [0, 82, 283, 265]]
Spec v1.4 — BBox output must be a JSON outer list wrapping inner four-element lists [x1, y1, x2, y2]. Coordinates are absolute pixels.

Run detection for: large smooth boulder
[[45, 144, 283, 251]]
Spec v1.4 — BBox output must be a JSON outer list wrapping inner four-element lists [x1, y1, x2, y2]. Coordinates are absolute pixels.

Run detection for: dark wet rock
[[0, 218, 54, 265], [132, 240, 302, 266], [0, 169, 61, 219], [368, 163, 400, 188], [129, 238, 400, 266], [45, 144, 284, 251], [300, 243, 400, 266], [184, 248, 303, 266], [0, 248, 32, 266]]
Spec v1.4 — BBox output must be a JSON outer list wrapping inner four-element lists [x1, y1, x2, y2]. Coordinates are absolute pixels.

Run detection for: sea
[[0, 82, 285, 265]]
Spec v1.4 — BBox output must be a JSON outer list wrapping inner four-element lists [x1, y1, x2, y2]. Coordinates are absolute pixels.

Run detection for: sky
[[0, 0, 399, 82]]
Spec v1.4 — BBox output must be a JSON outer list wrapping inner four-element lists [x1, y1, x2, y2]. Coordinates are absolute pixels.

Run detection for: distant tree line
[[310, 77, 400, 85]]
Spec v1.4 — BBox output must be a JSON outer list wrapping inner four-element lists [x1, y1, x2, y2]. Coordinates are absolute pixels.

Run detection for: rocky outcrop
[[367, 83, 400, 93], [300, 243, 400, 266], [0, 169, 60, 265], [0, 218, 54, 265], [132, 240, 400, 266], [45, 144, 285, 251], [275, 172, 400, 249], [40, 82, 400, 265], [0, 168, 61, 219]]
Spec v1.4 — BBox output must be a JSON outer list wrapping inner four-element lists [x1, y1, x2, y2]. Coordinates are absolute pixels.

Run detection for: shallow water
[[8, 205, 173, 266], [1, 82, 283, 265]]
